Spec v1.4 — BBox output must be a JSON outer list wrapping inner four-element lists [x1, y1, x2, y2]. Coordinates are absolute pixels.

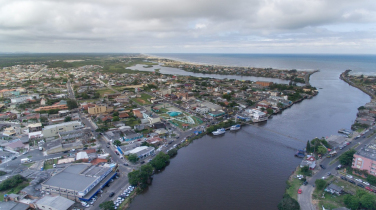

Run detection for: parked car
[[363, 181, 370, 186], [355, 178, 362, 182], [336, 164, 342, 170], [320, 164, 326, 169], [348, 180, 356, 184], [365, 187, 373, 192], [357, 183, 365, 188], [303, 181, 308, 186], [341, 176, 347, 181], [346, 175, 353, 179], [298, 189, 302, 194], [109, 192, 115, 197]]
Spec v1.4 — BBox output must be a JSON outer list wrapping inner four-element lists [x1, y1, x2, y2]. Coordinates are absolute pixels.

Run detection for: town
[[0, 53, 350, 210]]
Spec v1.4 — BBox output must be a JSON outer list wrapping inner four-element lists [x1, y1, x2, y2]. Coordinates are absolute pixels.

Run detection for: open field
[[96, 88, 116, 97], [131, 93, 152, 105]]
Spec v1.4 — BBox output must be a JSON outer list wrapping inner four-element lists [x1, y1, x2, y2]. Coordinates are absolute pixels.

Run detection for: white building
[[124, 146, 155, 159], [10, 94, 40, 104], [42, 121, 82, 138], [196, 106, 209, 114]]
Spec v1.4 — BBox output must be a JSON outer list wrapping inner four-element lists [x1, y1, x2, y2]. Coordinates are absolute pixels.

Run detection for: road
[[298, 127, 376, 210], [29, 67, 47, 80]]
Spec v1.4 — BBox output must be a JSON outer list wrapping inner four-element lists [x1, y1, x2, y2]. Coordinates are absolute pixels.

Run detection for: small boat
[[230, 124, 241, 131], [212, 128, 226, 135]]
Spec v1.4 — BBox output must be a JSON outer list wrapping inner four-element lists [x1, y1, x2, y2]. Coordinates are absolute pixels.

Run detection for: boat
[[230, 124, 241, 131], [212, 128, 226, 135]]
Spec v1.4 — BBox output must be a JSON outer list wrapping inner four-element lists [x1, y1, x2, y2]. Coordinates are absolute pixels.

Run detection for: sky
[[0, 0, 375, 54]]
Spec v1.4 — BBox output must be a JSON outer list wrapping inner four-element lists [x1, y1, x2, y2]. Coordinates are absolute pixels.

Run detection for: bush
[[0, 175, 27, 191], [315, 179, 327, 191], [167, 148, 178, 158], [150, 152, 170, 170], [277, 193, 300, 210]]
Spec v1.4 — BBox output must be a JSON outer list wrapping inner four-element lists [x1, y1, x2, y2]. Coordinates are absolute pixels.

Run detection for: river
[[129, 54, 374, 210]]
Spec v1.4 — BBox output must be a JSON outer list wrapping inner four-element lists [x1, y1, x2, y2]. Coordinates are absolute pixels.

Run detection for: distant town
[[0, 54, 375, 210]]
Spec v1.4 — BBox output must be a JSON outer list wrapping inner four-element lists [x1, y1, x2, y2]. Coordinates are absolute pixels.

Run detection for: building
[[88, 104, 114, 115], [196, 106, 209, 114], [352, 139, 376, 175], [124, 146, 155, 159], [255, 81, 274, 87], [34, 195, 75, 210], [34, 104, 68, 112], [123, 130, 143, 141], [0, 201, 29, 210], [42, 121, 82, 138], [41, 163, 117, 201], [10, 94, 40, 104]]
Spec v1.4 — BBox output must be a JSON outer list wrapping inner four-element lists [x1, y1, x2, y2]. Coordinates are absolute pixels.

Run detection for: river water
[[129, 54, 375, 210]]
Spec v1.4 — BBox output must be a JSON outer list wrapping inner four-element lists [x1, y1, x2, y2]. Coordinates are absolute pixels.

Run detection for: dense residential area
[[0, 54, 359, 210]]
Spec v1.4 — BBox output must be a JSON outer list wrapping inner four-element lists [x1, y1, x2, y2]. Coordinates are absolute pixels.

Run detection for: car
[[327, 172, 331, 176], [298, 189, 302, 194], [357, 183, 365, 188], [322, 176, 326, 180], [123, 163, 129, 166], [320, 164, 326, 169], [140, 161, 145, 164], [346, 175, 353, 179], [341, 176, 347, 181], [355, 178, 362, 182], [83, 147, 88, 150], [109, 192, 115, 197], [336, 164, 342, 170], [348, 180, 356, 184], [365, 187, 373, 192], [303, 181, 308, 186], [363, 181, 370, 186]]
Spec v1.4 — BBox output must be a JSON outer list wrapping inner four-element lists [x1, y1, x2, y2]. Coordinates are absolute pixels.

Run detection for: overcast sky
[[0, 0, 375, 54]]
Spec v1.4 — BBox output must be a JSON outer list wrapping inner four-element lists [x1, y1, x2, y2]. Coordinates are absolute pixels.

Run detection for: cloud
[[0, 0, 375, 53]]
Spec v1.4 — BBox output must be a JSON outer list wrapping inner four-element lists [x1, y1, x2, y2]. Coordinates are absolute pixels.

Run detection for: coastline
[[340, 70, 376, 99], [142, 54, 319, 84]]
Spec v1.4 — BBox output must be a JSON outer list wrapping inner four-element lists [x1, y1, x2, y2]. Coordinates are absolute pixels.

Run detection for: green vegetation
[[285, 178, 303, 200], [339, 149, 356, 166], [167, 148, 178, 158], [44, 159, 58, 170], [128, 154, 138, 163], [306, 137, 331, 154], [131, 93, 152, 105], [277, 194, 300, 210], [315, 179, 327, 191], [64, 116, 72, 122], [300, 166, 312, 176], [367, 175, 376, 185], [96, 88, 116, 97], [128, 164, 154, 189], [113, 140, 121, 147], [67, 99, 78, 110], [150, 152, 170, 170], [0, 175, 27, 191], [99, 201, 115, 210], [343, 190, 376, 210], [0, 171, 6, 176]]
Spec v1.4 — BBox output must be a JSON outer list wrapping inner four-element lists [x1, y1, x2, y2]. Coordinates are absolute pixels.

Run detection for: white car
[[355, 178, 362, 182], [363, 181, 370, 186], [346, 175, 353, 179]]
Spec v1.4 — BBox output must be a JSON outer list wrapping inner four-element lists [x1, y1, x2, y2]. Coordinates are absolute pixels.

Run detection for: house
[[42, 121, 82, 138], [255, 81, 273, 87], [325, 184, 343, 195], [300, 155, 316, 170]]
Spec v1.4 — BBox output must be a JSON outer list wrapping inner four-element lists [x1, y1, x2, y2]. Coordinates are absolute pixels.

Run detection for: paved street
[[298, 127, 376, 210]]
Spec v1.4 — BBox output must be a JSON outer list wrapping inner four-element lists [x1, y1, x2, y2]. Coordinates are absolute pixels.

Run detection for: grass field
[[286, 178, 303, 200], [96, 88, 116, 97], [131, 93, 152, 105]]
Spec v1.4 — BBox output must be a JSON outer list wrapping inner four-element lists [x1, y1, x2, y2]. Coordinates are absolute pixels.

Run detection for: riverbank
[[340, 70, 376, 99]]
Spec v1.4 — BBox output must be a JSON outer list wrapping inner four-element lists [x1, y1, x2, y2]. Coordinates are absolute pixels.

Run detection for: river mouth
[[129, 54, 373, 210]]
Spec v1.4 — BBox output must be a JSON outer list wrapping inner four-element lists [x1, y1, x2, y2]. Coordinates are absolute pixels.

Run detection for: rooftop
[[43, 121, 81, 130], [356, 139, 376, 161], [43, 164, 111, 192], [35, 195, 75, 210]]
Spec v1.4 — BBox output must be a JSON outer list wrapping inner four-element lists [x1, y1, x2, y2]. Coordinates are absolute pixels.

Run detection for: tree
[[339, 149, 356, 166], [306, 140, 311, 153], [67, 99, 78, 110], [128, 154, 138, 163], [266, 108, 273, 115], [99, 201, 115, 210], [112, 112, 119, 117], [167, 148, 178, 158], [360, 193, 375, 209], [113, 140, 121, 147], [367, 175, 376, 185], [277, 194, 300, 210], [317, 146, 327, 155], [315, 179, 327, 190], [150, 152, 170, 170], [64, 116, 72, 122], [222, 94, 232, 101], [112, 116, 119, 121], [344, 195, 360, 210], [40, 116, 48, 123]]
